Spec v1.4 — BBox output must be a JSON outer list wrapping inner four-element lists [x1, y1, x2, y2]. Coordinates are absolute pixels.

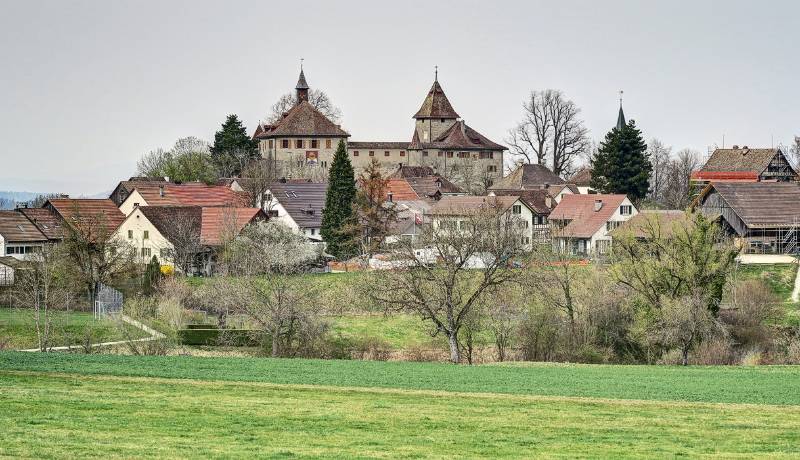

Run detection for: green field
[[0, 308, 147, 349], [1, 353, 799, 458]]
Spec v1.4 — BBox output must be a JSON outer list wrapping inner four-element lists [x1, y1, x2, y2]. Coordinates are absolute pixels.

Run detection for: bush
[[350, 336, 392, 361], [740, 349, 763, 366], [690, 338, 736, 365], [723, 279, 782, 349], [178, 328, 259, 346]]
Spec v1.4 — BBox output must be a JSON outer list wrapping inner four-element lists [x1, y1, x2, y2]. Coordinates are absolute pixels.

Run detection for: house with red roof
[[117, 182, 251, 216], [549, 194, 638, 256], [113, 204, 265, 275], [690, 146, 797, 189]]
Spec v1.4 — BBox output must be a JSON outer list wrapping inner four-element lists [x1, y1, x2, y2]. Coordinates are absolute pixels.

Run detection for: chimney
[[545, 195, 553, 208], [387, 192, 394, 202], [159, 185, 164, 197], [594, 199, 603, 212], [732, 145, 739, 149]]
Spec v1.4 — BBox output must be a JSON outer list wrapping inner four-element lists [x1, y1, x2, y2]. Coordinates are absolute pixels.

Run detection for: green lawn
[[0, 308, 146, 349], [1, 353, 799, 458]]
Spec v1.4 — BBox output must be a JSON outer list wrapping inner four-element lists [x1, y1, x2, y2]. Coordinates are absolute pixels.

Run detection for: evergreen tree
[[210, 114, 258, 176], [590, 120, 651, 201], [142, 255, 162, 296], [321, 140, 357, 259]]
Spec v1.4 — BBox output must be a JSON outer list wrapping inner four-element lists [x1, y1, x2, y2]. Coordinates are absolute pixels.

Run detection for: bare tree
[[239, 154, 279, 210], [662, 149, 701, 209], [369, 201, 527, 363], [13, 243, 75, 351], [221, 220, 322, 276], [650, 293, 725, 365], [549, 92, 590, 178], [267, 89, 342, 125], [160, 209, 204, 275], [507, 89, 589, 177], [486, 284, 525, 362], [647, 138, 672, 204]]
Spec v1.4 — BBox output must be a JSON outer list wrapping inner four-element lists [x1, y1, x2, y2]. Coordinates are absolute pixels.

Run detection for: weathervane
[[300, 57, 304, 71], [435, 65, 438, 81], [619, 90, 624, 106]]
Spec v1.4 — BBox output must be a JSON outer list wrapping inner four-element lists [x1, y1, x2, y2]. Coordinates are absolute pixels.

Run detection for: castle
[[253, 68, 506, 185]]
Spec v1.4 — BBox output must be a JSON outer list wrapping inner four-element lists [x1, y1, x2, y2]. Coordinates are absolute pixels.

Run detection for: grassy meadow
[[1, 352, 800, 458]]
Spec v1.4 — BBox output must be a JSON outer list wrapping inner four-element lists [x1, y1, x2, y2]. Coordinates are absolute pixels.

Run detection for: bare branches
[[267, 89, 342, 125], [507, 89, 589, 177]]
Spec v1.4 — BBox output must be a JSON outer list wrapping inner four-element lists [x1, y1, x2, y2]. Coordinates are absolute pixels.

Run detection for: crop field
[[1, 353, 800, 458]]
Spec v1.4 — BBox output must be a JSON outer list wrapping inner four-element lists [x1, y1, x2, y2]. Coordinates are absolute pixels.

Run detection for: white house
[[428, 195, 538, 250], [548, 194, 638, 255], [0, 210, 49, 260], [263, 181, 327, 242]]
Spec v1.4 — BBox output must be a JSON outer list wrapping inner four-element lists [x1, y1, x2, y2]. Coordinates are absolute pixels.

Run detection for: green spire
[[616, 104, 626, 130]]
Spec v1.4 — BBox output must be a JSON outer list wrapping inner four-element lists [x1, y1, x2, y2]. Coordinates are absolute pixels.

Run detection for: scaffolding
[[739, 217, 800, 255]]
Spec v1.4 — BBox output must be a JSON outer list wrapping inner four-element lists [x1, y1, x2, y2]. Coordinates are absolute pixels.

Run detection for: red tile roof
[[0, 211, 48, 243], [690, 171, 759, 182], [429, 195, 521, 216], [18, 208, 63, 240], [253, 101, 349, 138], [200, 207, 264, 246], [410, 121, 505, 151], [550, 194, 630, 238], [46, 199, 126, 234], [385, 179, 420, 201], [132, 183, 251, 208]]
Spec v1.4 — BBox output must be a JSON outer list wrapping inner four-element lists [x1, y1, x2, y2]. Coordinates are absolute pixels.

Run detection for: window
[[326, 139, 331, 149], [422, 151, 429, 157], [310, 228, 316, 235], [446, 152, 453, 158], [534, 215, 548, 225], [311, 139, 318, 148], [438, 151, 444, 157], [384, 151, 390, 157], [487, 165, 497, 173], [606, 221, 622, 232], [458, 152, 469, 158], [620, 205, 633, 215], [133, 202, 140, 207], [127, 230, 133, 239], [268, 140, 274, 149], [160, 249, 169, 258], [143, 230, 149, 240], [295, 139, 303, 148], [282, 139, 289, 148], [321, 161, 328, 168], [141, 247, 151, 257], [353, 151, 359, 156], [369, 151, 375, 156], [512, 205, 522, 215], [400, 151, 406, 157]]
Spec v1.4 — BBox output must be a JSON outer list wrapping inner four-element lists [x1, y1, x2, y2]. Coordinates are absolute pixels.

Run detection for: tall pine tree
[[321, 140, 357, 259], [590, 116, 650, 201], [210, 114, 258, 176]]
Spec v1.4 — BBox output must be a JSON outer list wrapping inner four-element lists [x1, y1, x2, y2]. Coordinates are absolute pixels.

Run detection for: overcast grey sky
[[1, 0, 797, 195]]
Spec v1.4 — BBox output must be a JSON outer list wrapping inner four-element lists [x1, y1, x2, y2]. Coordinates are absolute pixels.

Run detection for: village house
[[693, 182, 800, 254], [116, 182, 251, 216], [428, 195, 539, 249], [487, 189, 556, 244], [690, 146, 798, 189], [109, 176, 172, 207], [383, 166, 464, 202], [488, 163, 578, 204], [262, 181, 327, 242], [385, 200, 432, 244], [44, 198, 127, 238], [569, 167, 595, 194], [549, 194, 638, 256], [0, 210, 49, 259], [114, 205, 265, 274]]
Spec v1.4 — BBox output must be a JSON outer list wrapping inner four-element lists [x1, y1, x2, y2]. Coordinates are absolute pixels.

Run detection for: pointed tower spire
[[413, 73, 459, 120], [296, 58, 309, 103], [616, 90, 626, 130]]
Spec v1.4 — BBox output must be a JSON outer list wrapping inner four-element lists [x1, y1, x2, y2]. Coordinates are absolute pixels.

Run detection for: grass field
[[0, 308, 147, 349], [1, 353, 800, 458]]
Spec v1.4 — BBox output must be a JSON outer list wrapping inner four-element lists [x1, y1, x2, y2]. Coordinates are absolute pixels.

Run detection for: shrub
[[740, 348, 763, 366], [723, 279, 782, 349], [690, 338, 736, 365], [350, 336, 392, 361]]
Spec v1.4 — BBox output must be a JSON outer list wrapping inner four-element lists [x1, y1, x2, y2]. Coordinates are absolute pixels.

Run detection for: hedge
[[178, 328, 261, 346]]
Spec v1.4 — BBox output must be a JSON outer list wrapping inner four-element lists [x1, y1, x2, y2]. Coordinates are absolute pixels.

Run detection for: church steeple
[[616, 90, 626, 130], [296, 59, 309, 103]]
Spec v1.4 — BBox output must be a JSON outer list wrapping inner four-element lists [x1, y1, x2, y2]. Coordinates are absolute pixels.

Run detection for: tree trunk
[[448, 333, 460, 364], [271, 325, 280, 358], [681, 347, 689, 366]]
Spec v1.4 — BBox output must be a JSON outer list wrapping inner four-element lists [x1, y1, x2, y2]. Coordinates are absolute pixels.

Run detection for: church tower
[[413, 69, 459, 143]]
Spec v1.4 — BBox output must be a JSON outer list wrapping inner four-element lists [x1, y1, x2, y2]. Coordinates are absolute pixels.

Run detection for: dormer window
[[620, 205, 632, 215]]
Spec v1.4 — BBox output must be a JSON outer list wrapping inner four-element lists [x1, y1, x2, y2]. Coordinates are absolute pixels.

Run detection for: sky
[[1, 0, 798, 195]]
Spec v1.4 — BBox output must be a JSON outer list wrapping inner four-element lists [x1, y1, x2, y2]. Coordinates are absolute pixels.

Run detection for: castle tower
[[296, 67, 309, 103], [413, 69, 459, 143]]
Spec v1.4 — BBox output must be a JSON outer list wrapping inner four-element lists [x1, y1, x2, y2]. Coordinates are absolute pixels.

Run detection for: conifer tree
[[590, 120, 651, 201], [210, 114, 258, 176], [321, 140, 357, 259]]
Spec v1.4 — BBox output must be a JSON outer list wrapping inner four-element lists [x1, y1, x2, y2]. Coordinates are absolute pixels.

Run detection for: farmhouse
[[549, 194, 637, 255], [488, 163, 578, 204], [690, 146, 797, 188], [114, 205, 265, 274], [263, 181, 327, 241], [117, 182, 250, 216], [693, 182, 800, 254], [0, 210, 49, 259], [109, 176, 172, 207], [44, 198, 126, 238]]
